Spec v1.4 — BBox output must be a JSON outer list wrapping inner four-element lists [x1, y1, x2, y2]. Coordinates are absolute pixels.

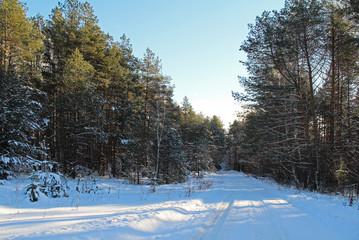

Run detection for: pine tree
[[324, 0, 359, 187], [136, 48, 172, 183], [227, 120, 243, 171], [0, 0, 45, 179], [44, 0, 108, 76], [43, 0, 109, 176], [101, 37, 140, 177], [56, 48, 104, 177], [0, 0, 43, 73], [209, 116, 226, 170]]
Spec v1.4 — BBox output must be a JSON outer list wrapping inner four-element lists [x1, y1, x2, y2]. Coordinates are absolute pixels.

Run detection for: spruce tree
[[160, 128, 188, 184], [0, 71, 45, 179]]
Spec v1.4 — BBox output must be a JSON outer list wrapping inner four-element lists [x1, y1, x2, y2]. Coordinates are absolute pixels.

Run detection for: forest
[[0, 0, 228, 194], [231, 0, 359, 192], [1, 0, 359, 201]]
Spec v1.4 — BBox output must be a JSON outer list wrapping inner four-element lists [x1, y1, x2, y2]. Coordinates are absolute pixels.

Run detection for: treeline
[[0, 0, 226, 184], [232, 0, 359, 192]]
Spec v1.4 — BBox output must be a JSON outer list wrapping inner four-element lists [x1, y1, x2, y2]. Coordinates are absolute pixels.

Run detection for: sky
[[23, 0, 285, 128]]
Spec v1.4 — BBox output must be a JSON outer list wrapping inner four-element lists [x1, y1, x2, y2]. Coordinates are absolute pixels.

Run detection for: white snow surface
[[0, 171, 358, 240]]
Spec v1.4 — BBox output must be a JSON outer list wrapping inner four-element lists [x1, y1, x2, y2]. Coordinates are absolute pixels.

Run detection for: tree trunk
[[304, 30, 321, 190]]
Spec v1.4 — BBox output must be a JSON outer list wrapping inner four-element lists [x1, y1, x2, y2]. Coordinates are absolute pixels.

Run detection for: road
[[190, 172, 352, 240], [0, 171, 357, 239]]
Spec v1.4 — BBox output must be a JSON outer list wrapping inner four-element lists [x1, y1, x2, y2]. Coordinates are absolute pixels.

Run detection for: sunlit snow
[[0, 171, 358, 239]]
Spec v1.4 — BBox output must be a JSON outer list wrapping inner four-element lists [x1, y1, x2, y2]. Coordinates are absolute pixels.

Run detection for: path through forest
[[0, 171, 358, 239]]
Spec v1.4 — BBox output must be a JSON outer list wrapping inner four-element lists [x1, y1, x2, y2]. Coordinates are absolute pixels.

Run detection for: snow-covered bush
[[26, 171, 69, 202], [26, 181, 41, 202], [0, 156, 18, 180], [76, 178, 101, 194]]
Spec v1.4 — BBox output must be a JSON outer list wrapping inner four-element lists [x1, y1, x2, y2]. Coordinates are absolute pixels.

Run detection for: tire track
[[191, 192, 235, 240]]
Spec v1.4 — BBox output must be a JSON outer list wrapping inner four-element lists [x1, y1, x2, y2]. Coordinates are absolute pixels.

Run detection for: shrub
[[26, 171, 69, 201]]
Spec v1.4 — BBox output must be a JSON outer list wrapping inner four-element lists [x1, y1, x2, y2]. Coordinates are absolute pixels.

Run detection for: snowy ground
[[0, 171, 358, 240]]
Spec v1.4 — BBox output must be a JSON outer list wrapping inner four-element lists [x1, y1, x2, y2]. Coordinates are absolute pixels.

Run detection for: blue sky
[[23, 0, 285, 128]]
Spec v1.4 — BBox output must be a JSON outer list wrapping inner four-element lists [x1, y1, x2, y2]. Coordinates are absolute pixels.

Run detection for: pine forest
[[0, 0, 227, 198]]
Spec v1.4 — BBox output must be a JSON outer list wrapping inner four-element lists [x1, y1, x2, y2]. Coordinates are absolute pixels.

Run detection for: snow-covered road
[[191, 173, 353, 240], [0, 171, 358, 239]]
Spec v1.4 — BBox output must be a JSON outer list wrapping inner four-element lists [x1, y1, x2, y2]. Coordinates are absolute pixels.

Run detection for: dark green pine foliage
[[137, 48, 173, 183], [43, 0, 108, 176], [56, 48, 104, 177], [44, 0, 108, 80], [180, 97, 219, 177], [226, 120, 244, 171], [192, 118, 215, 177], [0, 71, 45, 179], [102, 36, 141, 178], [160, 128, 188, 184], [0, 0, 45, 179], [154, 100, 188, 184], [0, 0, 44, 74], [209, 116, 226, 170]]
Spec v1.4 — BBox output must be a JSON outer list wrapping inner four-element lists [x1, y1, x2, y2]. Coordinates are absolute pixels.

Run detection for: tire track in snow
[[190, 174, 291, 240], [191, 192, 236, 240], [204, 193, 236, 240]]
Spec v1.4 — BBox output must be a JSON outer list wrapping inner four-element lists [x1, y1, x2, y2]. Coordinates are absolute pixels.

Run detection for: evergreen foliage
[[0, 0, 44, 73], [0, 71, 45, 179]]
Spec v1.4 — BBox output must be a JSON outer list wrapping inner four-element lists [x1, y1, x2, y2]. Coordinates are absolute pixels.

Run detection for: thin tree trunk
[[329, 13, 336, 151], [304, 30, 321, 190], [3, 8, 8, 71]]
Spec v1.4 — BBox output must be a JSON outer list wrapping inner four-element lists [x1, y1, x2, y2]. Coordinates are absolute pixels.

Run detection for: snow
[[121, 139, 130, 144], [0, 156, 11, 164], [0, 171, 358, 239], [43, 118, 50, 126]]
